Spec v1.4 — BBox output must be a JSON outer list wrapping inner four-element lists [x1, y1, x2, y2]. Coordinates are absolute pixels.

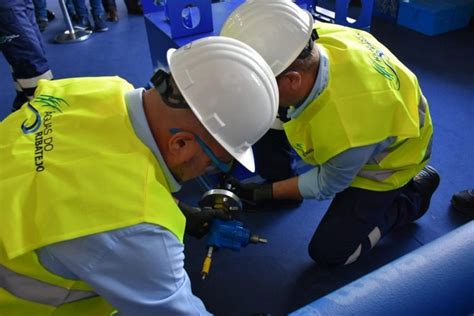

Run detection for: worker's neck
[[142, 89, 167, 153], [295, 49, 320, 107]]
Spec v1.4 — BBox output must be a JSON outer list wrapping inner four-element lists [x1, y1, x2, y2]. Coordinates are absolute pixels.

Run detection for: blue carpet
[[1, 1, 473, 315]]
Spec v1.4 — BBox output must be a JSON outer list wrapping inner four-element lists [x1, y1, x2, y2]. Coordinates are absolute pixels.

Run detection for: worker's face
[[167, 130, 233, 182]]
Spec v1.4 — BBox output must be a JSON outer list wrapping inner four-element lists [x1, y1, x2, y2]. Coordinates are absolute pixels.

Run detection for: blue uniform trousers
[[308, 180, 425, 267], [0, 0, 52, 111]]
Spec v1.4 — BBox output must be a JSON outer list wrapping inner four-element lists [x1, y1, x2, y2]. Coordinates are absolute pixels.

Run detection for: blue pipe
[[291, 221, 474, 315]]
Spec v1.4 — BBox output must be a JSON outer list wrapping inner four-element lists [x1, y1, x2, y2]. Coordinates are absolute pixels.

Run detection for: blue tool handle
[[206, 219, 251, 251]]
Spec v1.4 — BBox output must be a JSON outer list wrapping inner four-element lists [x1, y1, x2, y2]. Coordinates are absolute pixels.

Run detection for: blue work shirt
[[292, 45, 394, 200], [37, 88, 211, 316]]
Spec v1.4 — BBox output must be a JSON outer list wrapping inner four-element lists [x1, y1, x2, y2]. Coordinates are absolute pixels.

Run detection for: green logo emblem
[[34, 94, 69, 113], [355, 32, 400, 90], [294, 143, 314, 157], [371, 51, 400, 90], [21, 95, 68, 134]]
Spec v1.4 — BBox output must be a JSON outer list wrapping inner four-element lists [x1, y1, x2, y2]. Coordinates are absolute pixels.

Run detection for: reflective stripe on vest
[[0, 264, 97, 307], [358, 96, 432, 182]]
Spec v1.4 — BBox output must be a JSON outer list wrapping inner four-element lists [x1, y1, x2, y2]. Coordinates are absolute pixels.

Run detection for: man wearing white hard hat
[[221, 0, 439, 268], [0, 36, 278, 315]]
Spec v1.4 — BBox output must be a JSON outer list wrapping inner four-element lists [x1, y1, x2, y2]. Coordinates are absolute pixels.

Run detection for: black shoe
[[411, 165, 440, 220], [37, 19, 48, 32], [106, 9, 119, 22], [70, 13, 80, 24], [47, 10, 55, 21], [451, 189, 474, 216], [126, 2, 144, 15], [74, 16, 92, 31], [12, 93, 28, 112], [93, 15, 109, 32]]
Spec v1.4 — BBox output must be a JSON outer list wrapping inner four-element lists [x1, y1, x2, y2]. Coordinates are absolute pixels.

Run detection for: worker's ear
[[277, 71, 302, 93], [168, 131, 199, 163]]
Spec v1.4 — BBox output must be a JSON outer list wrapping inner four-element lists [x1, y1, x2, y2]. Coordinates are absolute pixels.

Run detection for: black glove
[[178, 201, 233, 239], [222, 175, 273, 207]]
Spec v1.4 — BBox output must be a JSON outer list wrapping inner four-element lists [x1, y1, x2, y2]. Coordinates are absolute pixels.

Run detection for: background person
[[32, 0, 55, 31], [69, 0, 108, 32], [0, 0, 53, 112]]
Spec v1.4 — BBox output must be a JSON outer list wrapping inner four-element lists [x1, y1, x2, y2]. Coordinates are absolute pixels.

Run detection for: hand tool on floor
[[199, 188, 267, 279]]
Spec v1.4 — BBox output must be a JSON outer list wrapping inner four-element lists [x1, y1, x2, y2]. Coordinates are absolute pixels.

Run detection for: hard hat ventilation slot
[[203, 114, 225, 134]]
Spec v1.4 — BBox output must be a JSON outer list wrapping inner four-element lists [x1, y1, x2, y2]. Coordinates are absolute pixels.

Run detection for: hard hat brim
[[229, 147, 256, 173]]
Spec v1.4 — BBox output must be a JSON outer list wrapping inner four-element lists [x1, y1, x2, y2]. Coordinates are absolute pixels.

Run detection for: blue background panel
[[144, 0, 241, 69], [164, 0, 213, 39]]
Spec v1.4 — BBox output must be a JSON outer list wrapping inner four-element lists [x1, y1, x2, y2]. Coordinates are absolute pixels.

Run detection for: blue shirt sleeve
[[37, 224, 211, 316], [297, 138, 395, 200]]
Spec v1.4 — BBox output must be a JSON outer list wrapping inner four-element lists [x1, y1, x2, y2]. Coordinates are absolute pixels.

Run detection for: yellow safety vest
[[284, 23, 433, 191], [0, 77, 185, 315]]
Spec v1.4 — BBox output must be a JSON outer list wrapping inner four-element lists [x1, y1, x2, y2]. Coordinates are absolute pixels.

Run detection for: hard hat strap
[[297, 29, 319, 60], [169, 128, 233, 173], [150, 69, 189, 109]]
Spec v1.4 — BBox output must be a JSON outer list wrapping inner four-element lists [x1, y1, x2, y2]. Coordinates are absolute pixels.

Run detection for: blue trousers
[[0, 0, 52, 111], [71, 0, 105, 18], [32, 0, 46, 20], [308, 180, 424, 267]]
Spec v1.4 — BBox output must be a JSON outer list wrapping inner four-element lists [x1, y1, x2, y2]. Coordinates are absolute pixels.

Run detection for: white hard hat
[[221, 0, 314, 76], [167, 36, 279, 172]]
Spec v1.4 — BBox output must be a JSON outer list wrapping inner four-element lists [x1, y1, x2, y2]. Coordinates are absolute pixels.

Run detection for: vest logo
[[294, 143, 314, 157], [354, 32, 400, 90], [21, 95, 68, 134], [21, 102, 42, 134], [21, 95, 69, 172]]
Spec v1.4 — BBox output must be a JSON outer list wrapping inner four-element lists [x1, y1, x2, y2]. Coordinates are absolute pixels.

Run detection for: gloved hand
[[222, 175, 273, 208], [178, 201, 233, 239]]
